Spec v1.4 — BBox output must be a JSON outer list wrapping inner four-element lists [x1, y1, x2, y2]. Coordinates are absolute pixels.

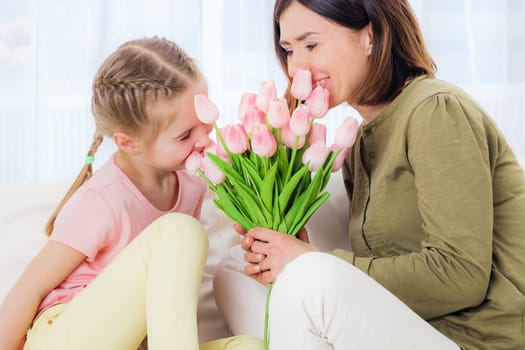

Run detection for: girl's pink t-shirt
[[37, 155, 206, 314]]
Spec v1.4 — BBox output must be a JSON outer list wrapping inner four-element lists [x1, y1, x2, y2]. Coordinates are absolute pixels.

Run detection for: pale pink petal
[[282, 126, 305, 149], [194, 94, 220, 124], [267, 97, 291, 129], [334, 117, 359, 149], [250, 124, 278, 157], [201, 156, 226, 184], [220, 124, 250, 154], [241, 106, 266, 134], [328, 144, 348, 172], [256, 80, 277, 113], [291, 68, 312, 101], [302, 140, 330, 171], [308, 123, 327, 146], [306, 85, 330, 119], [238, 92, 257, 121], [289, 104, 311, 136], [185, 150, 203, 175]]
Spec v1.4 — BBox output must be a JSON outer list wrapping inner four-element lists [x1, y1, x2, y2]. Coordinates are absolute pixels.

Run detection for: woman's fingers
[[240, 235, 254, 251], [233, 223, 246, 235], [244, 250, 265, 264]]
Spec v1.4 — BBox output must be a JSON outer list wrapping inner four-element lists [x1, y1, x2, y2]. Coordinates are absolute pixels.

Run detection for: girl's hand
[[242, 227, 318, 285]]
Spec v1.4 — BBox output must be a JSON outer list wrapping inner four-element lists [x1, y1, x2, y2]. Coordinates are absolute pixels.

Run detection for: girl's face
[[141, 81, 213, 172], [278, 2, 373, 107]]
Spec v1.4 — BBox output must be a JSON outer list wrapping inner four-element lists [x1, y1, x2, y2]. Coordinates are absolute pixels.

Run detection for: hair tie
[[85, 155, 95, 164]]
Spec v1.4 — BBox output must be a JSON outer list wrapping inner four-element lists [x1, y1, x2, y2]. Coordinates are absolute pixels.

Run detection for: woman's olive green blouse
[[334, 77, 525, 349]]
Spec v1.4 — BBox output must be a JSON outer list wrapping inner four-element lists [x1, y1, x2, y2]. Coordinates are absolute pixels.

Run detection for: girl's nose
[[194, 125, 213, 150]]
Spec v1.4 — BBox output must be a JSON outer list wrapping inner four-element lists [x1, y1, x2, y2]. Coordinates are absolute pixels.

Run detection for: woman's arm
[[0, 240, 86, 350]]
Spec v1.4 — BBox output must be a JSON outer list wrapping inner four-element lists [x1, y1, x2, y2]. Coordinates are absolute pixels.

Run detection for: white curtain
[[1, 0, 524, 181]]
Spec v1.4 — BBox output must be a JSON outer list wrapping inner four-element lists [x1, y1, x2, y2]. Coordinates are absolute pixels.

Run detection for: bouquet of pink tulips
[[187, 68, 358, 348]]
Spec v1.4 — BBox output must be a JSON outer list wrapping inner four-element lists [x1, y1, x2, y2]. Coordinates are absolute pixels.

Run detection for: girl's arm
[[0, 240, 86, 350]]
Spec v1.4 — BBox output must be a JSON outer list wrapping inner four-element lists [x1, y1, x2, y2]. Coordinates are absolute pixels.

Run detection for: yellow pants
[[24, 213, 263, 350]]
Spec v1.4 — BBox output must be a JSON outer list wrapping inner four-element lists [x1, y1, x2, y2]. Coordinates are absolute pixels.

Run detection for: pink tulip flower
[[306, 85, 330, 119], [250, 124, 278, 157], [289, 104, 311, 136], [328, 144, 349, 172], [218, 124, 250, 155], [256, 80, 277, 113], [308, 123, 327, 146], [267, 97, 290, 129], [205, 142, 230, 163], [201, 156, 226, 184], [302, 140, 330, 171], [185, 150, 203, 175], [241, 106, 266, 134], [238, 92, 257, 121], [334, 117, 359, 149], [194, 94, 220, 124], [291, 68, 312, 101], [282, 125, 306, 149]]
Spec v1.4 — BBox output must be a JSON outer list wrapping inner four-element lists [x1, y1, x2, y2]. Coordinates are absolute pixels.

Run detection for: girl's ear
[[113, 131, 141, 154]]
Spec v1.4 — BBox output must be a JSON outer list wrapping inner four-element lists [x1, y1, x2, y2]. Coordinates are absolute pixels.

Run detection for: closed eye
[[282, 47, 293, 57], [176, 130, 191, 142], [306, 43, 317, 51]]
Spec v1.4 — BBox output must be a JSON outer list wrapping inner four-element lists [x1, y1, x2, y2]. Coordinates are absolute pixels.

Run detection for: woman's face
[[278, 1, 373, 107]]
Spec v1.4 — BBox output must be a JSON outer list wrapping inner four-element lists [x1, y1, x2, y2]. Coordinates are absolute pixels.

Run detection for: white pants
[[214, 246, 460, 350]]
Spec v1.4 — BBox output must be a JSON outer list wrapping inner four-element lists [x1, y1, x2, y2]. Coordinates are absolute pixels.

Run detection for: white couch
[[0, 172, 350, 343], [2, 157, 523, 342]]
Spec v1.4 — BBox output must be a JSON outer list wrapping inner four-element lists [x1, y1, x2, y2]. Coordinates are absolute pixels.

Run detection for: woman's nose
[[287, 52, 308, 78]]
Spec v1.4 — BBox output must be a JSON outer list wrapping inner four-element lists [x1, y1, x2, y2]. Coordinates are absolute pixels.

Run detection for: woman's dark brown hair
[[273, 0, 436, 106]]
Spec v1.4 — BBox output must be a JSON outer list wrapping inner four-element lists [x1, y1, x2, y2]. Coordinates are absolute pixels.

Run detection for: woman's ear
[[113, 131, 141, 154], [363, 22, 373, 56]]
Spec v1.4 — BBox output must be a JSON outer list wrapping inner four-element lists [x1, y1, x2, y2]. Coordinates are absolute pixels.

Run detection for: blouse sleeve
[[332, 93, 494, 319]]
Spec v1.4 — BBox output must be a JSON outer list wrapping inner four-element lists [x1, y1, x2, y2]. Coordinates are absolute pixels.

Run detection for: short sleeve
[[51, 188, 117, 261]]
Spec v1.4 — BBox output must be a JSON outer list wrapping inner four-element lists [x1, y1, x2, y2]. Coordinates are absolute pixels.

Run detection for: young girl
[[0, 37, 263, 350]]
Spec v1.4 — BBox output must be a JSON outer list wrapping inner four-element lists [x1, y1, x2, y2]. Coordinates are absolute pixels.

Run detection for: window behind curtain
[[1, 0, 524, 180]]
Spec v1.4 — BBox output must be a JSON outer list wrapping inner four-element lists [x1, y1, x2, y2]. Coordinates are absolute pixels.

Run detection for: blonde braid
[[45, 37, 202, 236], [45, 133, 104, 236]]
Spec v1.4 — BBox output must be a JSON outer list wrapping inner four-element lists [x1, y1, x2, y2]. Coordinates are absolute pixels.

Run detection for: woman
[[214, 1, 525, 349]]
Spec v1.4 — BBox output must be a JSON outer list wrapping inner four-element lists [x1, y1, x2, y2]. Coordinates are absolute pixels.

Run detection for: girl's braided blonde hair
[[45, 37, 202, 236]]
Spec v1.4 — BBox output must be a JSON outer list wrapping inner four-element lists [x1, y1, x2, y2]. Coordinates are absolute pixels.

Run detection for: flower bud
[[201, 156, 226, 184], [302, 140, 330, 171], [238, 92, 257, 121], [334, 117, 359, 149], [185, 150, 203, 175], [250, 124, 278, 157], [219, 124, 250, 155], [282, 126, 306, 149], [267, 97, 290, 129], [306, 85, 329, 118], [289, 104, 311, 136], [241, 106, 266, 134], [256, 80, 277, 113], [308, 123, 326, 146], [194, 94, 220, 124], [291, 68, 312, 101]]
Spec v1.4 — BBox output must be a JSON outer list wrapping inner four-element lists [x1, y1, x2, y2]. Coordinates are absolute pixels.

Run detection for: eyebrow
[[279, 31, 320, 46]]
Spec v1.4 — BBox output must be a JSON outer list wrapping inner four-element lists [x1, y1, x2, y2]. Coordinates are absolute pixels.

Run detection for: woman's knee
[[272, 252, 364, 299]]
